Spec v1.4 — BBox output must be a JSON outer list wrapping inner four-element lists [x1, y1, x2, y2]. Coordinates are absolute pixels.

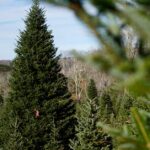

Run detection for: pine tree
[[101, 91, 114, 118], [70, 99, 99, 150], [70, 100, 112, 150], [0, 94, 3, 107], [87, 79, 98, 100], [70, 80, 112, 150], [87, 79, 99, 122], [0, 1, 75, 149]]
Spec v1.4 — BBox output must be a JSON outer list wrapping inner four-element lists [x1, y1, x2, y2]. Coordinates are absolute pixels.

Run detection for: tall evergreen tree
[[0, 1, 75, 149]]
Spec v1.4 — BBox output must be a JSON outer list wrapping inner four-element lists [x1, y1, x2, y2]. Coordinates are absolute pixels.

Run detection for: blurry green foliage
[[91, 0, 116, 12], [45, 0, 150, 149], [45, 0, 150, 97], [98, 108, 150, 150]]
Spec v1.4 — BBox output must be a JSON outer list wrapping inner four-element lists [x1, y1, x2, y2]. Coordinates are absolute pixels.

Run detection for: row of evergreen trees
[[70, 79, 139, 150], [70, 79, 113, 150], [1, 1, 113, 149], [1, 1, 148, 149]]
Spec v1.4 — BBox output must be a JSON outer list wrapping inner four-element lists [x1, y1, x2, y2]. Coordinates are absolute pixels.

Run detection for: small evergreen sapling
[[100, 91, 115, 120], [87, 79, 98, 100], [0, 94, 3, 107]]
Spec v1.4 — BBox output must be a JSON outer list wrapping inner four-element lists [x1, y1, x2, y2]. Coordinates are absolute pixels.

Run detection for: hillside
[[0, 60, 11, 66], [0, 65, 10, 97], [0, 60, 11, 72], [0, 58, 112, 98]]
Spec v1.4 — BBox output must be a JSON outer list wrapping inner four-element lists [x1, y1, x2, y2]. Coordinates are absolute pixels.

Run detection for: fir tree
[[70, 99, 99, 150], [0, 94, 3, 107], [101, 92, 114, 118], [70, 100, 112, 150], [87, 79, 98, 100], [70, 80, 112, 150], [87, 79, 99, 122], [0, 1, 75, 149]]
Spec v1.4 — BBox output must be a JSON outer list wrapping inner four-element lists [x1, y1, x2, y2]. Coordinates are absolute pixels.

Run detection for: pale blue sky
[[0, 0, 99, 60]]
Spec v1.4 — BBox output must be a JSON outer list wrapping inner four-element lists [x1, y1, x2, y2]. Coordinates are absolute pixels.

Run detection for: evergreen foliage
[[100, 91, 114, 119], [87, 79, 99, 116], [87, 79, 98, 100], [0, 0, 149, 149], [42, 0, 150, 149], [70, 100, 112, 150], [0, 94, 3, 107], [70, 80, 112, 150], [0, 1, 75, 149]]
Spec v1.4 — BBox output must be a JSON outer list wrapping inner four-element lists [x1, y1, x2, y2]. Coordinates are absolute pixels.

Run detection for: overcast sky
[[0, 0, 99, 60]]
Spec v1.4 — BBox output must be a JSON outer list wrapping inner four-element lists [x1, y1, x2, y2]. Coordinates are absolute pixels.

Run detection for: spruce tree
[[0, 94, 3, 107], [87, 79, 98, 100], [70, 80, 112, 150], [70, 99, 112, 150], [100, 91, 114, 118], [0, 1, 75, 149], [87, 79, 98, 115]]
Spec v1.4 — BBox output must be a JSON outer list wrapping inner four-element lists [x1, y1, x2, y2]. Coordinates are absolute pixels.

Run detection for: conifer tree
[[87, 79, 99, 121], [0, 1, 75, 149], [70, 80, 112, 150], [101, 92, 114, 118], [87, 79, 98, 100], [0, 94, 3, 107]]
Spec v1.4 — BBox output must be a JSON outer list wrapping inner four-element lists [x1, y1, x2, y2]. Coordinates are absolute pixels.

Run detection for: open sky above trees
[[0, 0, 99, 60]]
